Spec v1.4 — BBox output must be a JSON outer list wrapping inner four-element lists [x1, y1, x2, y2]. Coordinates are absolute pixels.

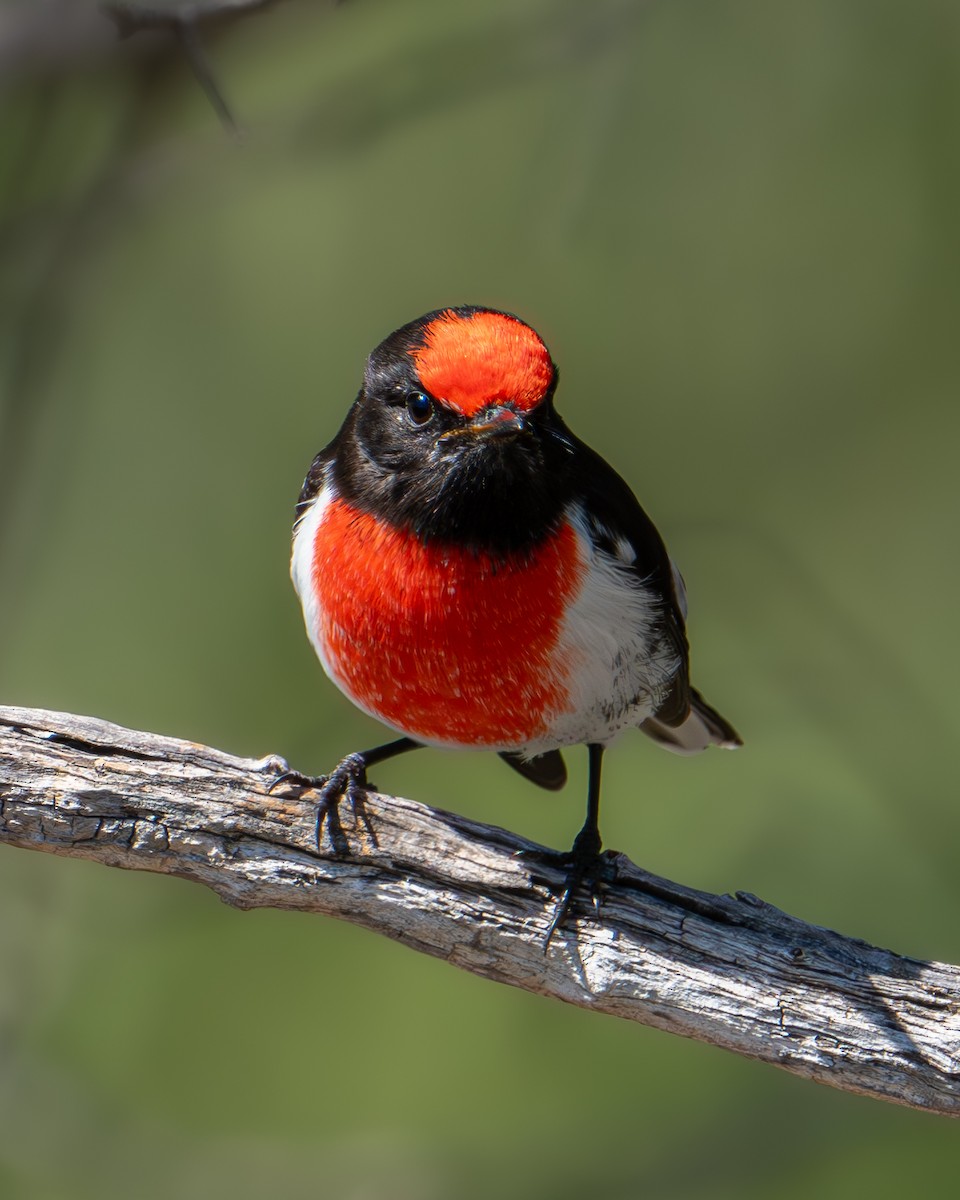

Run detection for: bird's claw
[[516, 838, 617, 948], [543, 854, 609, 947], [268, 754, 376, 852]]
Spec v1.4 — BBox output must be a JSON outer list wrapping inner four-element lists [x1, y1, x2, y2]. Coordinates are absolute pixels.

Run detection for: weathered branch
[[1, 705, 957, 1116]]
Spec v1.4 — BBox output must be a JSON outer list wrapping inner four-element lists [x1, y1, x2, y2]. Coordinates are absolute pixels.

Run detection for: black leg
[[358, 736, 422, 772], [573, 743, 604, 858], [270, 736, 423, 851], [544, 743, 611, 946]]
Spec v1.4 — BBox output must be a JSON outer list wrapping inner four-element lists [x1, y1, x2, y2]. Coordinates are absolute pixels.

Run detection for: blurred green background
[[2, 0, 959, 1195]]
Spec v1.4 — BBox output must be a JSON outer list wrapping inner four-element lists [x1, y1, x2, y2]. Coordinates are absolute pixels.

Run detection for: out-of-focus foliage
[[2, 1, 959, 1196]]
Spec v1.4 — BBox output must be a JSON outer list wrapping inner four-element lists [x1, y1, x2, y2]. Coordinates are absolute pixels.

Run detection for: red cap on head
[[411, 309, 555, 418]]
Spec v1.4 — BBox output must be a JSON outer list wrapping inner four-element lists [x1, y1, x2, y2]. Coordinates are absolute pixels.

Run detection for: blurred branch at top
[[104, 0, 293, 41], [101, 0, 309, 135], [0, 0, 312, 80]]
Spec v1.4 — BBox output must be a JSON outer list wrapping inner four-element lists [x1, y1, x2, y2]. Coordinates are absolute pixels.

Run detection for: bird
[[283, 305, 741, 940]]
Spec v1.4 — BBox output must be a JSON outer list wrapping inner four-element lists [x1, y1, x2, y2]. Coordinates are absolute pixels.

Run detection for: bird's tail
[[641, 688, 742, 756]]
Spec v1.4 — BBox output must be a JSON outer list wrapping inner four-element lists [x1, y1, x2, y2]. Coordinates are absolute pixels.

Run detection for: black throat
[[328, 394, 579, 556]]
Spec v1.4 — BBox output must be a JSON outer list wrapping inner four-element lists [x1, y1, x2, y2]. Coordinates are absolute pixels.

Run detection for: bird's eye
[[405, 391, 434, 426]]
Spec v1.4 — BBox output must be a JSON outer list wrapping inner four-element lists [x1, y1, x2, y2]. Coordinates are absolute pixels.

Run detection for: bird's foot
[[545, 826, 617, 947], [269, 753, 376, 853], [519, 831, 618, 948]]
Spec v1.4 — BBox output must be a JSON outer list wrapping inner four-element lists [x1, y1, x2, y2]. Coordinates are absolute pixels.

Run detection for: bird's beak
[[439, 405, 528, 447]]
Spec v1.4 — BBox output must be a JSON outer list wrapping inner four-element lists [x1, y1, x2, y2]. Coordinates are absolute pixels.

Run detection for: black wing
[[293, 443, 338, 533], [558, 423, 693, 728], [498, 750, 568, 791]]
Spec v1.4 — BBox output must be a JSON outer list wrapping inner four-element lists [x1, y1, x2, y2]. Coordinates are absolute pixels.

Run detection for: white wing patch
[[613, 532, 637, 566]]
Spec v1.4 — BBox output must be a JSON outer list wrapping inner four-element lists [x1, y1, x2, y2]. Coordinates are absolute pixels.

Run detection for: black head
[[330, 307, 577, 552]]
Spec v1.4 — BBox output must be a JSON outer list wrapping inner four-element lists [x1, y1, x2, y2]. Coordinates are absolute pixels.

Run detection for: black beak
[[439, 405, 528, 448]]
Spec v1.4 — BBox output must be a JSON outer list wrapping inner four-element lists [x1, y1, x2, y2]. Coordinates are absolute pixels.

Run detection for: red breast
[[309, 496, 585, 748]]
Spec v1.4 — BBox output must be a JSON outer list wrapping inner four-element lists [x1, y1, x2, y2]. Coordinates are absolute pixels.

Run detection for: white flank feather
[[520, 504, 683, 754]]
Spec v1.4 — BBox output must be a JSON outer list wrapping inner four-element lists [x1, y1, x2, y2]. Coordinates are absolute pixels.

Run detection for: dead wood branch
[[1, 704, 958, 1116]]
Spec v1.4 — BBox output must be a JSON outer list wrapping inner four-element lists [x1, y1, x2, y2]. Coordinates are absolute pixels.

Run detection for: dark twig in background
[[0, 0, 342, 646], [102, 0, 296, 134]]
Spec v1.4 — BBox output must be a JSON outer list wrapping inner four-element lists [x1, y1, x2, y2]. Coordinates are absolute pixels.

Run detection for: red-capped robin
[[283, 306, 741, 940]]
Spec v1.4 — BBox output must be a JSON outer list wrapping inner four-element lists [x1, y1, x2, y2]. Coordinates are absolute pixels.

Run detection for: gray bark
[[1, 705, 958, 1116]]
